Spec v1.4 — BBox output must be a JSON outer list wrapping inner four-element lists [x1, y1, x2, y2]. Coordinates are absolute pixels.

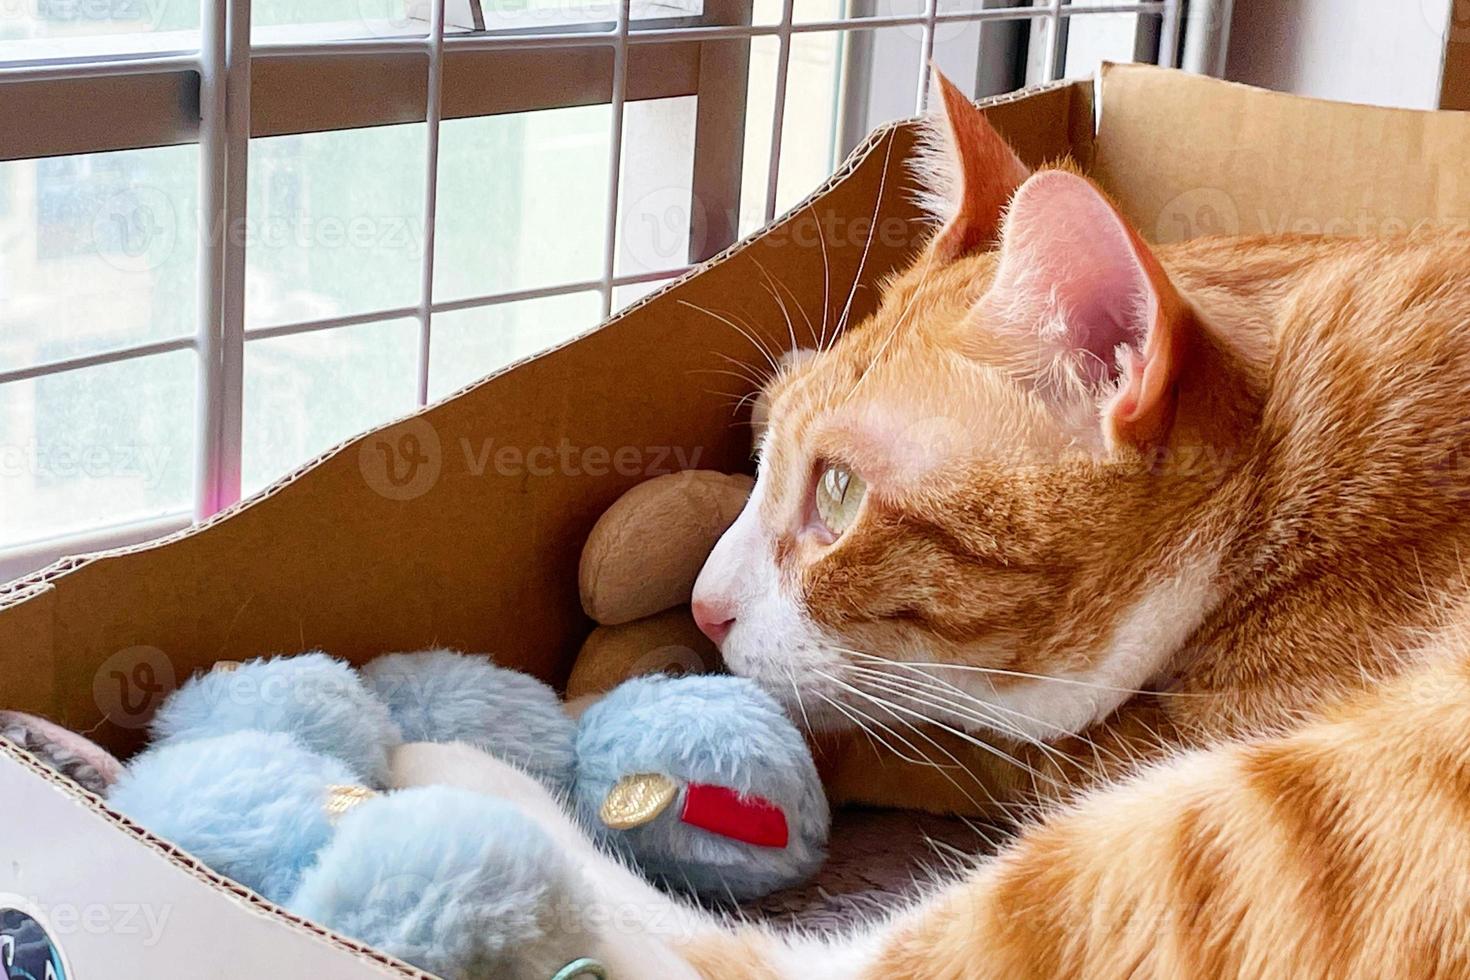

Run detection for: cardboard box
[[4, 63, 1470, 976]]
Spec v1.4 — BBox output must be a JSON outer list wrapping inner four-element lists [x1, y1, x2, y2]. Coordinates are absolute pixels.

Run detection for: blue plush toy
[[148, 653, 401, 785], [149, 650, 578, 792], [109, 731, 591, 979], [362, 649, 577, 792], [574, 674, 828, 901], [112, 649, 830, 977]]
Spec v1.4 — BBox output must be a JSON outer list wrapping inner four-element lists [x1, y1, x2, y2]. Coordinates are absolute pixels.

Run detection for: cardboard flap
[[1094, 63, 1470, 244], [0, 81, 1093, 755]]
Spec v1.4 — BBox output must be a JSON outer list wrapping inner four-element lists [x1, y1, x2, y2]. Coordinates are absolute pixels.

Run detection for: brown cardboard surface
[[1095, 63, 1470, 245], [9, 62, 1470, 974], [0, 79, 1093, 757]]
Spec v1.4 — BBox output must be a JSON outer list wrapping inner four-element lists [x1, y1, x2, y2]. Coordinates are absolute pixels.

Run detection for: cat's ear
[[915, 70, 1031, 262], [980, 169, 1190, 449]]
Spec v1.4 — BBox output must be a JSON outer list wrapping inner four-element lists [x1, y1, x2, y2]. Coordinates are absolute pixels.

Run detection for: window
[[0, 0, 1193, 582]]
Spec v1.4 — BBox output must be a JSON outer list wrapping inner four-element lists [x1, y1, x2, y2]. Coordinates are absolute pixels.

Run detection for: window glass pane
[[243, 320, 419, 493], [248, 0, 704, 37], [772, 28, 918, 216], [767, 31, 842, 217], [752, 0, 923, 25], [245, 125, 426, 330], [428, 291, 601, 399], [935, 0, 1041, 12], [739, 35, 780, 237], [616, 96, 697, 276], [613, 277, 674, 312], [0, 0, 199, 53], [250, 0, 426, 41], [1062, 7, 1145, 77], [0, 351, 195, 548], [435, 107, 609, 303], [0, 145, 198, 367], [485, 0, 702, 30], [930, 9, 1035, 101]]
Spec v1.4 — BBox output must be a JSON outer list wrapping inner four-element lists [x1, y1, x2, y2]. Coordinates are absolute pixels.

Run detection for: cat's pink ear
[[981, 170, 1190, 448], [919, 71, 1031, 262]]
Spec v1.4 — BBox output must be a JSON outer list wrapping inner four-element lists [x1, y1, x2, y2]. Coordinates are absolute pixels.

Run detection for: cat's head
[[692, 74, 1234, 742]]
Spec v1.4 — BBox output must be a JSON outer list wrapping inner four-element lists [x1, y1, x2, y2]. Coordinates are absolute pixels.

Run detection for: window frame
[[0, 0, 1187, 584]]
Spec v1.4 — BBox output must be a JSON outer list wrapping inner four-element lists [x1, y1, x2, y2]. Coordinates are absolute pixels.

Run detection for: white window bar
[[1044, 0, 1066, 81], [216, 0, 254, 515], [600, 0, 635, 321], [915, 0, 943, 114], [0, 0, 1188, 582], [763, 0, 797, 225], [197, 0, 229, 518], [1158, 0, 1182, 69], [416, 0, 449, 406]]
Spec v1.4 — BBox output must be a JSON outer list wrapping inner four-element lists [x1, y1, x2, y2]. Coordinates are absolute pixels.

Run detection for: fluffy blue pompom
[[361, 650, 576, 793], [109, 731, 359, 903], [289, 786, 588, 980], [573, 674, 829, 900], [149, 653, 401, 786]]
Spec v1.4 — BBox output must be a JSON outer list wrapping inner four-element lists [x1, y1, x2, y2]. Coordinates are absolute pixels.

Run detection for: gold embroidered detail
[[600, 773, 678, 830], [324, 784, 379, 824]]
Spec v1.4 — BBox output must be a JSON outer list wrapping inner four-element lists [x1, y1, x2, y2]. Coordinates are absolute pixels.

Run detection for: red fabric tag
[[679, 783, 790, 848]]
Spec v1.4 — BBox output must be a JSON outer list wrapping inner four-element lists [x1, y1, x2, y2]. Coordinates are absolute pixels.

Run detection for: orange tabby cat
[[401, 73, 1470, 977], [673, 72, 1470, 976]]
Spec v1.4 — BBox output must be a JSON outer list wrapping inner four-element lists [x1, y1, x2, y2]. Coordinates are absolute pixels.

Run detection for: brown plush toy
[[571, 469, 753, 698], [566, 608, 720, 701]]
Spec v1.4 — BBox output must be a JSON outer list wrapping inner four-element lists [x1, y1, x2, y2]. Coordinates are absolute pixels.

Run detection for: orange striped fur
[[657, 73, 1470, 977]]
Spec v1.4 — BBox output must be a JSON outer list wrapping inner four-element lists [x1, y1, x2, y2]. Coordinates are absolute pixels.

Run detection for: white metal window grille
[[0, 0, 1204, 583]]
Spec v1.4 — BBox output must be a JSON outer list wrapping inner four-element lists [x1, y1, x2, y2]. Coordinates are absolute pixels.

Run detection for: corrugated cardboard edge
[[0, 80, 1093, 742], [0, 739, 430, 977], [0, 75, 1093, 972], [0, 76, 1089, 610]]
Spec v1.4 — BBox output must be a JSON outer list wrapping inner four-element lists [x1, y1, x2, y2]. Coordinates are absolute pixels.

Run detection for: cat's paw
[[390, 740, 563, 816], [387, 740, 704, 978]]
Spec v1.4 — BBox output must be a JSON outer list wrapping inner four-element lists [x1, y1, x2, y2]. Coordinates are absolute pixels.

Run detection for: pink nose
[[691, 597, 737, 646]]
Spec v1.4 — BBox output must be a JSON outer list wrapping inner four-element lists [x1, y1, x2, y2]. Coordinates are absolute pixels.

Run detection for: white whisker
[[679, 299, 781, 377], [817, 667, 1060, 793], [784, 666, 815, 736], [833, 132, 896, 347], [841, 647, 1212, 699], [814, 673, 1006, 815], [844, 243, 939, 404], [811, 690, 940, 770], [750, 257, 803, 358], [811, 199, 832, 351], [842, 658, 1129, 773], [843, 663, 1098, 778]]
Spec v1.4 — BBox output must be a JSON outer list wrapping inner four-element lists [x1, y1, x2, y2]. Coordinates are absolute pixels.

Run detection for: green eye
[[814, 464, 866, 536]]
